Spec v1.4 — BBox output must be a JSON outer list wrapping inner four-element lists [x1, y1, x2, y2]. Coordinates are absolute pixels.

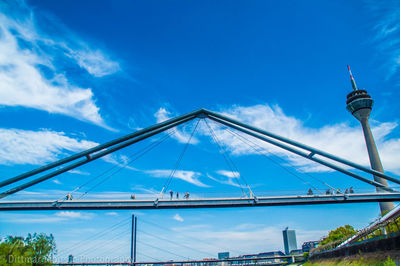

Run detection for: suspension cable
[[56, 131, 174, 203], [203, 119, 247, 195], [58, 217, 131, 257], [158, 119, 200, 199], [137, 239, 191, 260], [140, 217, 244, 254], [75, 131, 174, 200], [137, 229, 215, 257], [221, 123, 337, 193], [204, 119, 253, 198]]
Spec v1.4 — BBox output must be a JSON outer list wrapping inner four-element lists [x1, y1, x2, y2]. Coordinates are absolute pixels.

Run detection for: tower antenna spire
[[347, 65, 358, 91]]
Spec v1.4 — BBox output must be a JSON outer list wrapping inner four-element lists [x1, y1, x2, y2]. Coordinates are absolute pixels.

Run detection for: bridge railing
[[3, 186, 399, 202]]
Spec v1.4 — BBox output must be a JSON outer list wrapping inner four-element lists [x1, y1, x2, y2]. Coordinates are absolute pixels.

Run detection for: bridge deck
[[1, 193, 400, 211]]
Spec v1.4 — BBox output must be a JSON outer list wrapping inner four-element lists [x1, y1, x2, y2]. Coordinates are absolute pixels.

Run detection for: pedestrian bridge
[[2, 192, 400, 211], [1, 108, 399, 210]]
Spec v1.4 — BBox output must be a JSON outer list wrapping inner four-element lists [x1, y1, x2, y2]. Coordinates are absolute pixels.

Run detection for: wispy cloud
[[207, 171, 241, 188], [0, 128, 97, 165], [68, 169, 90, 176], [155, 107, 199, 144], [204, 104, 400, 174], [55, 211, 93, 220], [217, 170, 240, 178], [365, 0, 400, 78], [0, 1, 119, 128], [173, 213, 184, 222], [145, 169, 209, 187], [2, 211, 94, 224], [69, 49, 120, 77]]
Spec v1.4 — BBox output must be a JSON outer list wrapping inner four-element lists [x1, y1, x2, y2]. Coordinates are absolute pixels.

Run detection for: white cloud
[[53, 179, 62, 184], [145, 169, 209, 187], [204, 104, 400, 175], [0, 2, 119, 128], [68, 169, 90, 175], [2, 211, 93, 224], [173, 213, 184, 222], [105, 212, 118, 216], [0, 128, 97, 165], [365, 0, 400, 78], [55, 211, 92, 219], [155, 108, 199, 144], [69, 49, 120, 77], [217, 170, 240, 178], [207, 172, 241, 188]]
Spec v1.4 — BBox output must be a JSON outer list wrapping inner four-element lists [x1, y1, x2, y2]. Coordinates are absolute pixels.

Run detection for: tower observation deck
[[346, 66, 394, 215]]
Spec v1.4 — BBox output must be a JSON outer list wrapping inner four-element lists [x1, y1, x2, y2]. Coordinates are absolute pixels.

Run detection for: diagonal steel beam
[[0, 109, 205, 188], [204, 109, 400, 186], [208, 116, 396, 192], [0, 116, 196, 199]]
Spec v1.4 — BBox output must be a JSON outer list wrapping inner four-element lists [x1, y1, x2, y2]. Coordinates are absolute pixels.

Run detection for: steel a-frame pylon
[[0, 108, 399, 201]]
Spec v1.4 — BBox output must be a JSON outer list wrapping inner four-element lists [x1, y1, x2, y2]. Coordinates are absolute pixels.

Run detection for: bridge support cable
[[207, 115, 397, 192], [54, 132, 174, 204], [77, 131, 174, 201], [221, 124, 335, 194], [0, 116, 195, 199], [157, 119, 200, 201], [139, 217, 245, 255], [137, 239, 192, 260], [57, 217, 131, 258], [137, 229, 216, 257], [0, 109, 203, 189], [73, 228, 131, 259], [204, 119, 253, 198], [205, 109, 400, 186], [135, 251, 162, 262]]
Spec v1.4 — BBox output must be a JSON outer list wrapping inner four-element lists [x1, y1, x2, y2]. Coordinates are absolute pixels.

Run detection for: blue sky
[[1, 0, 400, 262]]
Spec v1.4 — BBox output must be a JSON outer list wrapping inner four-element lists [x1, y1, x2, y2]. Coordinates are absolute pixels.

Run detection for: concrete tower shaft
[[345, 68, 394, 215]]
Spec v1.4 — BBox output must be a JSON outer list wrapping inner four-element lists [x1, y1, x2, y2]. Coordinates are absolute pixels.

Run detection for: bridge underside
[[2, 193, 400, 211]]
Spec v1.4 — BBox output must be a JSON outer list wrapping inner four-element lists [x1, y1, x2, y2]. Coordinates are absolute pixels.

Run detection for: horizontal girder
[[1, 193, 399, 211]]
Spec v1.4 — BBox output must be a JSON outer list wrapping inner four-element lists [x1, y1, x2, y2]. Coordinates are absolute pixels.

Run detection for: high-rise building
[[282, 227, 297, 255], [218, 252, 229, 259]]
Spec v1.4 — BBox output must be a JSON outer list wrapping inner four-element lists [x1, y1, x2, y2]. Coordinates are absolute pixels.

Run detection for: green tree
[[320, 225, 356, 245], [0, 233, 56, 265]]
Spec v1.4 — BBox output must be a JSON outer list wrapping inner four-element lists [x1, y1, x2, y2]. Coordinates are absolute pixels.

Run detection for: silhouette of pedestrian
[[170, 190, 173, 200], [184, 192, 190, 199], [131, 194, 136, 200], [307, 188, 313, 195], [176, 192, 179, 199], [349, 187, 354, 194], [326, 189, 331, 195]]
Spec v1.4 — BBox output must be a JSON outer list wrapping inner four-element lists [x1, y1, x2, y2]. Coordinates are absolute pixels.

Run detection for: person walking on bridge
[[184, 192, 190, 199], [170, 190, 173, 200], [176, 192, 179, 199]]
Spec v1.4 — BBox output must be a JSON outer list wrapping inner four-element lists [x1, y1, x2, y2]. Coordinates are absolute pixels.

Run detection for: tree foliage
[[0, 233, 56, 265], [320, 225, 356, 245]]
